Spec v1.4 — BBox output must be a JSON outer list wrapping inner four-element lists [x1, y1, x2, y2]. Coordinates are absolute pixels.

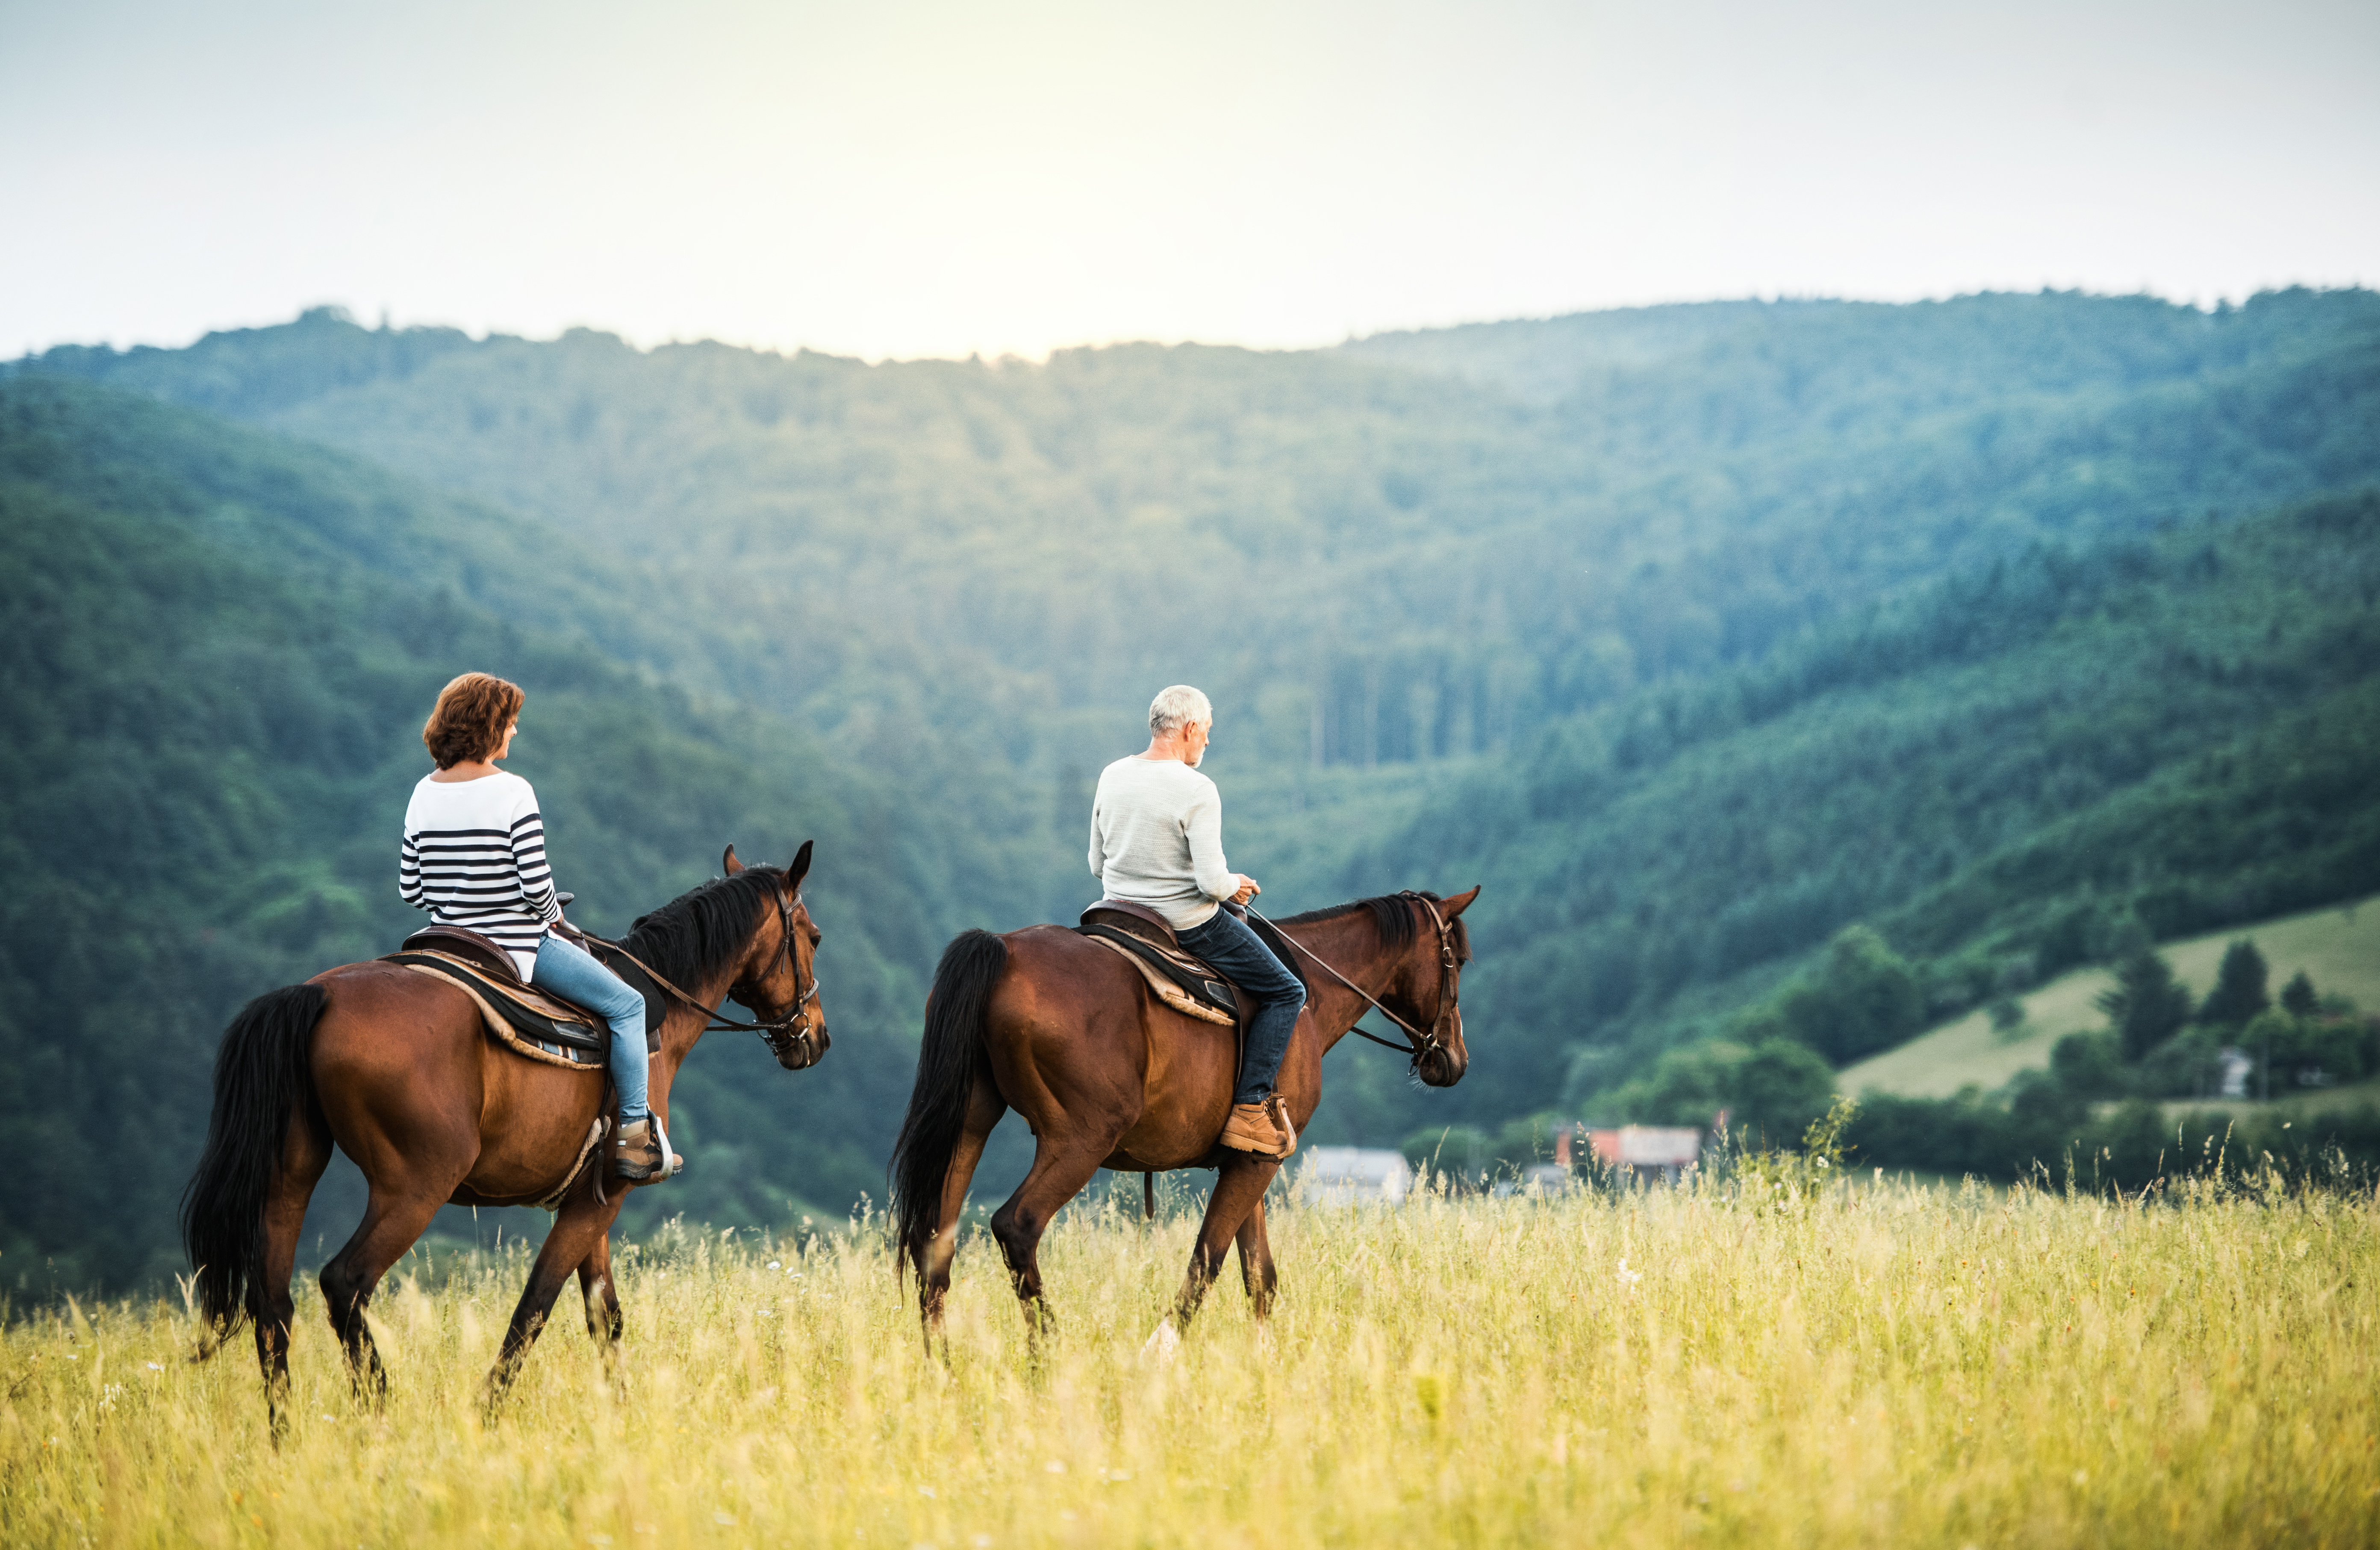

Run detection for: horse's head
[[723, 839, 830, 1070], [1398, 885, 1478, 1089]]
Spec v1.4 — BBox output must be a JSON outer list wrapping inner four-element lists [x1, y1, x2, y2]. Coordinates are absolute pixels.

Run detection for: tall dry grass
[[3, 1170, 2374, 1547]]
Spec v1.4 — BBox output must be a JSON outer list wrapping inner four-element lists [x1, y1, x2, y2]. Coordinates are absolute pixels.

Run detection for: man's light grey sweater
[[1088, 755, 1237, 931]]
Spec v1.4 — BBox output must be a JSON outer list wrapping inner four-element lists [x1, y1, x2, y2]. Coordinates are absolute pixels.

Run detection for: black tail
[[890, 929, 1007, 1280], [180, 983, 327, 1352]]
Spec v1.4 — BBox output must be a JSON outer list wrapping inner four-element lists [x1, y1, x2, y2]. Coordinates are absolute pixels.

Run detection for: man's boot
[[613, 1116, 667, 1181], [1220, 1102, 1289, 1159]]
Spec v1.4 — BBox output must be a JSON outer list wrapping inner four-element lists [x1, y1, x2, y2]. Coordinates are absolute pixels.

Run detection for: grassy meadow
[[3, 1173, 2375, 1548]]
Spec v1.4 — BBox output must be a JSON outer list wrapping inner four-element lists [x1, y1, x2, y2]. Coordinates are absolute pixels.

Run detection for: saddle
[[382, 922, 662, 1073], [1075, 900, 1241, 1026]]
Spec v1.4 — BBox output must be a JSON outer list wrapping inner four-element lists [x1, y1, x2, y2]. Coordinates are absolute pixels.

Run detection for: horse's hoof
[[1140, 1320, 1181, 1365]]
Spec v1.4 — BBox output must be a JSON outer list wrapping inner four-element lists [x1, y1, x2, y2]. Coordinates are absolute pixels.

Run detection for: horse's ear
[[1442, 885, 1481, 918], [786, 839, 814, 890], [722, 844, 745, 875]]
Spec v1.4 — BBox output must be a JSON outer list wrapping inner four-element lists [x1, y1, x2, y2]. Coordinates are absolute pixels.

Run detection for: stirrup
[[613, 1117, 666, 1181], [1265, 1095, 1298, 1160]]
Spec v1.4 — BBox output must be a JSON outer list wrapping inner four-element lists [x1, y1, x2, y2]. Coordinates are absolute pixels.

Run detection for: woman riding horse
[[183, 666, 828, 1423], [401, 672, 668, 1181]]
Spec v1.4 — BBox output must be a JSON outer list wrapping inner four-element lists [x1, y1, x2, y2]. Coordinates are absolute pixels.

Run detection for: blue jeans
[[533, 934, 649, 1121], [1175, 906, 1305, 1105]]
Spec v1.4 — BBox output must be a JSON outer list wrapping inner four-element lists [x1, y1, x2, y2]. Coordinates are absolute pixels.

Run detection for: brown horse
[[181, 842, 826, 1427], [890, 887, 1476, 1347]]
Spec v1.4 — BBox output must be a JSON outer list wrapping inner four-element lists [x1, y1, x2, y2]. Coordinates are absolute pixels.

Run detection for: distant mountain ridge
[[12, 289, 2376, 784]]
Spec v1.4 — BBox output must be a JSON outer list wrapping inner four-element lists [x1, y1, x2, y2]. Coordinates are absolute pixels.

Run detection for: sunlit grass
[[4, 1173, 2375, 1547]]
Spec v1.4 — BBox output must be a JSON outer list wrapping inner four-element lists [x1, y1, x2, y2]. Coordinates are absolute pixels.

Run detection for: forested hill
[[6, 292, 2380, 1287], [1376, 487, 2380, 1124], [14, 290, 2376, 787], [0, 377, 1035, 1294]]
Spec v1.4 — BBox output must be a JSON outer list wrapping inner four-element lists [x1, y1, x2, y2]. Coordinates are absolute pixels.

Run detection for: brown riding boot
[[1220, 1102, 1289, 1159], [613, 1117, 666, 1181]]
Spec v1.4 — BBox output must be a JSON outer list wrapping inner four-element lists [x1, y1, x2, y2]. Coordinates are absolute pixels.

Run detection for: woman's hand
[[1230, 875, 1261, 906]]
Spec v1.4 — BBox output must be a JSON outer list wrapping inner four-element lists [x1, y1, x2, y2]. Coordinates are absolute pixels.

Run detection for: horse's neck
[[647, 951, 749, 1100], [1286, 914, 1405, 1053]]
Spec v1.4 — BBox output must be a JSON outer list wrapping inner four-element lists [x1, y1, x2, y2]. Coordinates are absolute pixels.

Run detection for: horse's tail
[[890, 929, 1007, 1281], [180, 982, 327, 1355]]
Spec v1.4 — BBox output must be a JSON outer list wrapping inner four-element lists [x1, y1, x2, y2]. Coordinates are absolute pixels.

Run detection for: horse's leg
[[484, 1193, 621, 1412], [1233, 1196, 1278, 1319], [316, 1182, 448, 1407], [920, 1073, 1006, 1345], [575, 1231, 626, 1394], [988, 1136, 1109, 1347], [255, 1103, 332, 1438], [1171, 1151, 1280, 1329]]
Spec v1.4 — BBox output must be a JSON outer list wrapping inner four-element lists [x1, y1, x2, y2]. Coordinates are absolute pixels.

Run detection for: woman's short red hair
[[422, 673, 524, 769]]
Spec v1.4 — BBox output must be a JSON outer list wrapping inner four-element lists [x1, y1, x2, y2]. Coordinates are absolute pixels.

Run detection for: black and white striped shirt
[[400, 770, 562, 977]]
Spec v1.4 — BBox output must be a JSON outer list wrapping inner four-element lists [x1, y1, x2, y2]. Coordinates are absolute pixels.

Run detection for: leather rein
[[576, 884, 821, 1065], [1248, 891, 1461, 1070]]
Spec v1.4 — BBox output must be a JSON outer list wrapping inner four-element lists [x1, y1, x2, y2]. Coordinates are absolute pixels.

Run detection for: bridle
[[720, 884, 823, 1066], [1248, 891, 1462, 1073], [585, 883, 822, 1067]]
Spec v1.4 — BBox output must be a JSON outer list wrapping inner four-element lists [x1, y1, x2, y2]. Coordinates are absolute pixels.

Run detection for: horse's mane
[[1273, 891, 1471, 963], [622, 868, 786, 989]]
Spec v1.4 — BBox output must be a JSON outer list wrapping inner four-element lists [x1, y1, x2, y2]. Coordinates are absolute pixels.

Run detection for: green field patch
[[1845, 895, 2380, 1099]]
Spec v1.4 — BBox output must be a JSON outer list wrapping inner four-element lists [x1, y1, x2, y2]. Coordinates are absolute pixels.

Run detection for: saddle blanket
[[1074, 903, 1242, 1027], [383, 949, 613, 1070]]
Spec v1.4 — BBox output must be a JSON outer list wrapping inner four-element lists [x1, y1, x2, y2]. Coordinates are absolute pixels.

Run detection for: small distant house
[[1587, 1126, 1702, 1183], [2217, 1046, 2252, 1099], [1295, 1147, 1412, 1207], [1521, 1162, 1575, 1194]]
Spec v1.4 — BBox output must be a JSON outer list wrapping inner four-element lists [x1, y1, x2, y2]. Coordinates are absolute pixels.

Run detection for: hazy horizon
[[25, 283, 2359, 370], [5, 0, 2374, 363]]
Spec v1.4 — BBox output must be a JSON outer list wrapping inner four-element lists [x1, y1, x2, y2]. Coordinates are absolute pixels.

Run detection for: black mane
[[622, 868, 786, 989], [1273, 891, 1470, 962]]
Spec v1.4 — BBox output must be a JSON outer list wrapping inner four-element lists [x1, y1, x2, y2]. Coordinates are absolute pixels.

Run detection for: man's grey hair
[[1148, 684, 1214, 736]]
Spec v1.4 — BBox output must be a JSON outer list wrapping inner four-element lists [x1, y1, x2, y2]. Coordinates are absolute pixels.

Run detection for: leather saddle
[[383, 919, 663, 1070], [1075, 901, 1241, 1025]]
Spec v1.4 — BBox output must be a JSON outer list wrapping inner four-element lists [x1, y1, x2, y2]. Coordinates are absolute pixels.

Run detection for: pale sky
[[3, 0, 2375, 361]]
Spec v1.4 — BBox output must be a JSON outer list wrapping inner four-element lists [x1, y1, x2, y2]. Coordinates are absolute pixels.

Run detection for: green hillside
[[1379, 488, 2380, 1128], [15, 290, 2377, 792], [7, 292, 2380, 1284], [0, 377, 1030, 1294], [1841, 896, 2380, 1099]]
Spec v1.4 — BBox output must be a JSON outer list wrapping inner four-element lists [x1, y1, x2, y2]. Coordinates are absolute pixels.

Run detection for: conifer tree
[[2199, 939, 2271, 1028], [2097, 949, 2193, 1060]]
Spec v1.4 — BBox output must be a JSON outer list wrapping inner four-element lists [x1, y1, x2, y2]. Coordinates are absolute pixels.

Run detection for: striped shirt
[[399, 770, 562, 977]]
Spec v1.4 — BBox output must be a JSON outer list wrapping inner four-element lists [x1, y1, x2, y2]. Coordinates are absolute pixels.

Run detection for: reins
[[573, 884, 820, 1064], [1247, 892, 1460, 1069]]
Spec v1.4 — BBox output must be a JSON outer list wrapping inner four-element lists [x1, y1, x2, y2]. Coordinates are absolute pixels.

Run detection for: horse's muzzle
[[774, 1023, 829, 1070], [1417, 1043, 1465, 1087]]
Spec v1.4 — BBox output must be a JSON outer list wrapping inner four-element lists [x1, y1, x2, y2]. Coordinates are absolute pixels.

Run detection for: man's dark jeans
[[1175, 905, 1305, 1105]]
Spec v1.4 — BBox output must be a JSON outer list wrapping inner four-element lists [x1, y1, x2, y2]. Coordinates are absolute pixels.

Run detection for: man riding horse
[[1090, 684, 1305, 1158], [893, 684, 1475, 1344]]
